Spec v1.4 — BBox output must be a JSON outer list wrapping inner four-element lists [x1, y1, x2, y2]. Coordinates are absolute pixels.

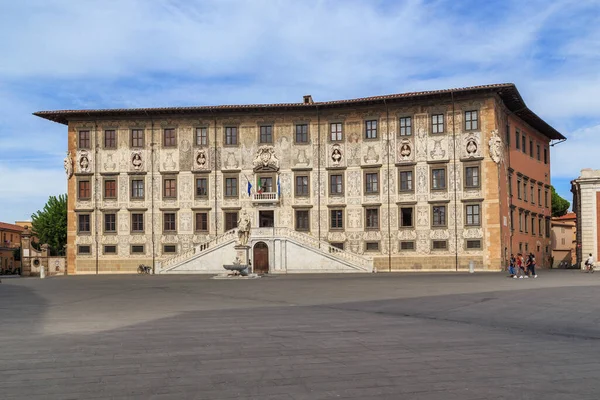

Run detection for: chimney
[[303, 95, 314, 104]]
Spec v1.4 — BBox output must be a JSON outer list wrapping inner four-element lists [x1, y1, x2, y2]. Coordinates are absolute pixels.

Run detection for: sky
[[0, 0, 599, 222]]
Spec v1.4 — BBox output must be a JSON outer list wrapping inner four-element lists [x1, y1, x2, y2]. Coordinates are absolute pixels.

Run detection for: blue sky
[[0, 0, 599, 222]]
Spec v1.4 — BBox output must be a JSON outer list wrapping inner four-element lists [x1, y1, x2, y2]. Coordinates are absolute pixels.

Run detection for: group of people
[[508, 253, 538, 278]]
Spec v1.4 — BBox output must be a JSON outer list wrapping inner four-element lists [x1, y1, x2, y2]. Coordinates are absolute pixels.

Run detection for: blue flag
[[277, 175, 281, 197], [247, 180, 252, 196]]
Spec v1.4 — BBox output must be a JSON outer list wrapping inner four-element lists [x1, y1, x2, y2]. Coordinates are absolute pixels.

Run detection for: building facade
[[0, 222, 24, 274], [35, 83, 564, 274], [571, 169, 600, 268], [551, 213, 576, 268]]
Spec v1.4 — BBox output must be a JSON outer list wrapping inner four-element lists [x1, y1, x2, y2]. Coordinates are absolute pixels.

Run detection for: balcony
[[252, 192, 279, 203]]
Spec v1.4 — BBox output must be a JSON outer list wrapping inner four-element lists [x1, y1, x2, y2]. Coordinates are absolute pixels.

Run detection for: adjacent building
[[551, 212, 576, 268], [0, 222, 24, 274], [34, 83, 564, 275], [571, 169, 600, 268]]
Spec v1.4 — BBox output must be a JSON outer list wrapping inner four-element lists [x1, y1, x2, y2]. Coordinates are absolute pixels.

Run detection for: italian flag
[[257, 178, 263, 194]]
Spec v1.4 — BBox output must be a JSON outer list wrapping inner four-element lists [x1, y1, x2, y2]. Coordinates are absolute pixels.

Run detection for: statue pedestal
[[234, 245, 250, 266]]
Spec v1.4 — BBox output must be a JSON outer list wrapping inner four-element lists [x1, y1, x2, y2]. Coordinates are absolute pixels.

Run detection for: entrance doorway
[[253, 242, 269, 274], [259, 210, 274, 228]]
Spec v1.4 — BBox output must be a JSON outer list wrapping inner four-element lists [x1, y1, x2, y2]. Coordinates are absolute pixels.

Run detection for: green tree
[[551, 186, 570, 217], [31, 194, 67, 256]]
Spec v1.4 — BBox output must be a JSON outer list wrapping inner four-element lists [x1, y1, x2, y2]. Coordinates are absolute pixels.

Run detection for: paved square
[[2, 271, 600, 399]]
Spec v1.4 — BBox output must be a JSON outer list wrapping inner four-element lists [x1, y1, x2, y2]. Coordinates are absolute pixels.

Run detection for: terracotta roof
[[553, 212, 576, 221], [0, 222, 25, 232], [33, 83, 565, 140]]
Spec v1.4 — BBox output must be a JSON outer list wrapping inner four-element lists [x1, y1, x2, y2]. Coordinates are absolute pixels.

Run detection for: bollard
[[469, 260, 474, 274], [40, 265, 46, 279]]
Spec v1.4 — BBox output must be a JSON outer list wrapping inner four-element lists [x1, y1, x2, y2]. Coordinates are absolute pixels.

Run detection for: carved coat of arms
[[253, 146, 279, 171]]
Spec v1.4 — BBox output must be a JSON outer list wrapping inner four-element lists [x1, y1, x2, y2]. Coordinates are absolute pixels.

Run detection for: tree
[[551, 186, 570, 217], [31, 194, 67, 256]]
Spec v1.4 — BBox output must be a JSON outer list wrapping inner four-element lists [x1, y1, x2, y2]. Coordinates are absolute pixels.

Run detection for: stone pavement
[[1, 270, 600, 399]]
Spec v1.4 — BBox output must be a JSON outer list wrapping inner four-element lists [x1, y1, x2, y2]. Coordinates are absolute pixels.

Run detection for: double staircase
[[158, 227, 373, 274]]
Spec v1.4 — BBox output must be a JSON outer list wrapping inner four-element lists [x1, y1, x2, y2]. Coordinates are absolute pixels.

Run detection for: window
[[225, 177, 238, 197], [330, 209, 343, 229], [131, 129, 144, 147], [295, 210, 310, 231], [259, 125, 273, 143], [104, 130, 116, 149], [195, 127, 208, 146], [163, 178, 177, 199], [131, 213, 144, 233], [465, 204, 481, 226], [536, 144, 541, 161], [466, 240, 482, 250], [519, 242, 523, 253], [163, 213, 176, 232], [521, 134, 526, 154], [104, 180, 116, 199], [330, 242, 344, 250], [530, 184, 534, 203], [529, 140, 533, 157], [295, 124, 308, 143], [432, 240, 447, 250], [539, 218, 543, 237], [431, 168, 446, 190], [225, 127, 238, 145], [103, 245, 117, 254], [561, 238, 566, 245], [544, 148, 548, 164], [295, 175, 309, 197], [399, 207, 413, 228], [524, 213, 529, 233], [79, 130, 90, 149], [163, 245, 177, 254], [131, 179, 144, 199], [465, 110, 478, 130], [531, 217, 536, 235], [366, 208, 379, 230], [510, 209, 515, 230], [225, 212, 238, 231], [195, 178, 208, 197], [465, 166, 480, 188], [508, 175, 513, 197], [517, 179, 522, 199], [400, 241, 415, 251], [399, 170, 413, 192], [545, 190, 548, 207], [399, 117, 412, 136], [431, 114, 444, 133], [432, 205, 446, 227], [164, 128, 176, 147], [195, 212, 208, 232], [365, 120, 377, 139], [523, 181, 528, 201], [538, 188, 542, 206], [104, 213, 116, 233], [518, 211, 523, 232], [78, 245, 91, 255], [330, 122, 343, 141], [330, 174, 343, 195], [131, 245, 145, 254], [515, 130, 520, 149], [365, 242, 379, 251], [78, 180, 91, 200], [545, 219, 551, 238], [78, 214, 90, 233], [365, 172, 379, 193]]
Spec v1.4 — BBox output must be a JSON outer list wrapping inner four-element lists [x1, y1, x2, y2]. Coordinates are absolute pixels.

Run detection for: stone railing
[[252, 192, 279, 203], [160, 229, 237, 270]]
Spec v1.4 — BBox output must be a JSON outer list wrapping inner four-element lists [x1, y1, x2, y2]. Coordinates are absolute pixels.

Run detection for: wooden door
[[253, 242, 269, 274]]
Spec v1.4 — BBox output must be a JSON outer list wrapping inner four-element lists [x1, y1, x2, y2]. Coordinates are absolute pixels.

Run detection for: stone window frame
[[77, 178, 92, 200], [77, 245, 91, 255], [545, 217, 551, 238], [537, 183, 542, 206], [463, 162, 481, 189], [430, 165, 448, 192], [259, 124, 273, 144], [195, 176, 209, 199], [329, 208, 344, 230], [131, 212, 145, 234], [530, 183, 535, 204], [78, 130, 91, 149], [103, 129, 117, 149], [256, 173, 275, 194], [103, 245, 117, 255], [544, 188, 549, 208], [224, 125, 239, 147], [536, 143, 541, 161], [544, 147, 548, 164], [224, 174, 239, 198], [365, 241, 380, 252], [464, 110, 479, 131], [398, 205, 415, 228], [523, 177, 529, 202], [163, 244, 177, 254], [538, 216, 543, 238], [103, 212, 117, 234], [194, 211, 209, 233], [330, 242, 344, 250], [431, 239, 448, 251], [521, 133, 526, 154], [130, 177, 145, 200], [465, 239, 482, 250], [398, 166, 415, 193], [130, 244, 145, 255], [162, 127, 177, 148], [224, 211, 239, 231], [515, 128, 520, 150], [162, 175, 178, 199], [328, 172, 344, 197], [529, 139, 534, 158], [518, 209, 523, 232], [163, 211, 177, 233], [77, 212, 92, 234], [364, 119, 379, 140], [531, 215, 536, 236], [508, 173, 513, 197], [464, 202, 482, 227], [294, 209, 310, 232], [195, 126, 209, 147], [103, 177, 117, 200], [329, 121, 344, 142], [294, 173, 310, 197], [399, 240, 416, 251], [523, 211, 530, 233], [510, 207, 515, 231], [399, 116, 413, 136], [364, 207, 380, 231], [130, 128, 144, 148], [364, 169, 380, 194], [431, 203, 447, 228], [516, 178, 522, 199], [430, 113, 445, 134], [294, 123, 310, 144]]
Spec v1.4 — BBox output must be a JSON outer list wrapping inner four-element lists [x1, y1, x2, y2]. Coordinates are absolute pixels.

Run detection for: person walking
[[585, 253, 595, 273], [508, 254, 516, 277], [516, 253, 527, 278], [528, 253, 537, 278]]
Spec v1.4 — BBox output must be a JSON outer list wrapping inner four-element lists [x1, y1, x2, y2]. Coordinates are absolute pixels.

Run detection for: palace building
[[34, 83, 564, 275]]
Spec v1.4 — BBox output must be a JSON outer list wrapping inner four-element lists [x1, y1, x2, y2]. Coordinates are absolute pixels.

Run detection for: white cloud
[[551, 124, 600, 180]]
